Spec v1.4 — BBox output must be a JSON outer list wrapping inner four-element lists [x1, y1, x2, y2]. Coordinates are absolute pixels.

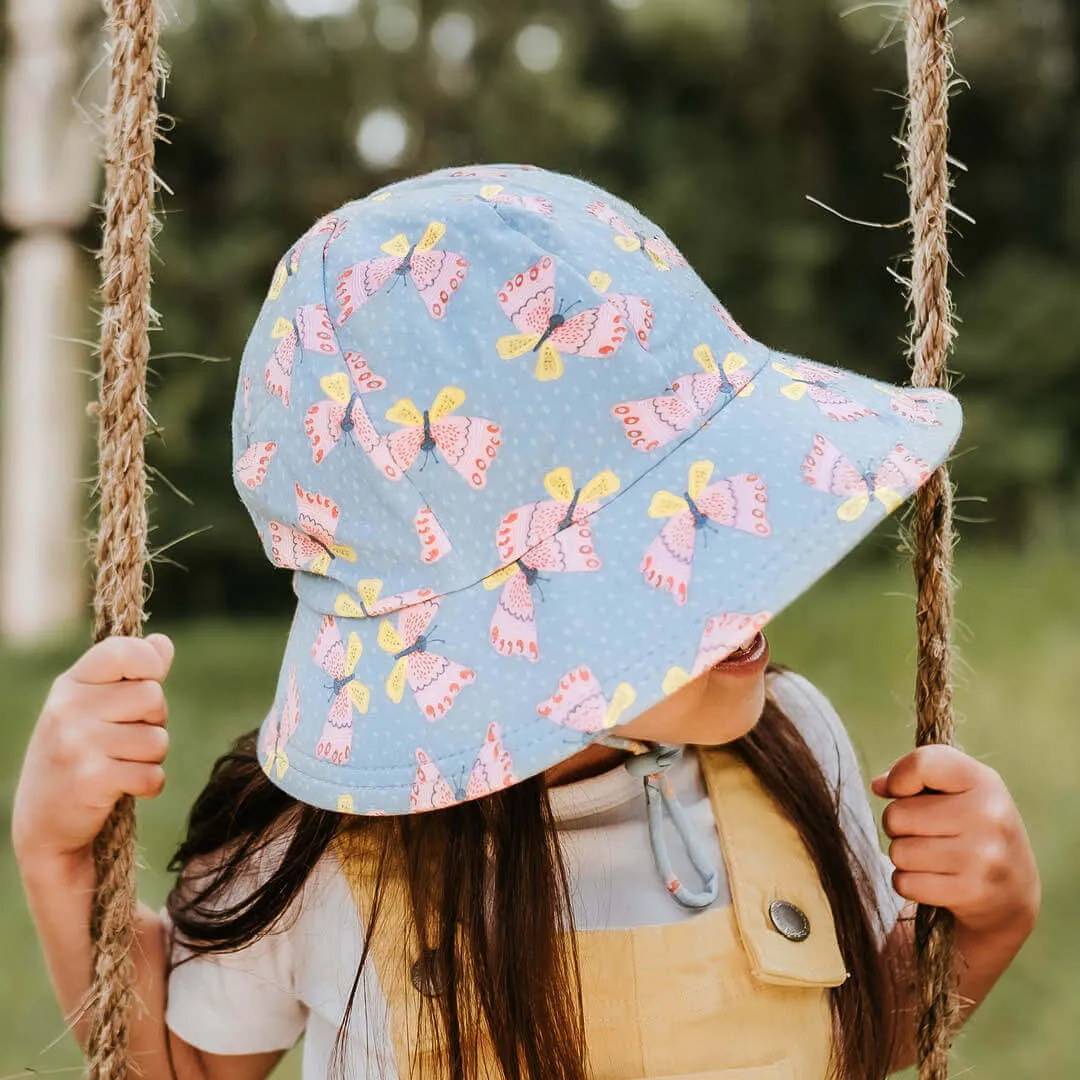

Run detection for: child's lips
[[712, 632, 769, 676]]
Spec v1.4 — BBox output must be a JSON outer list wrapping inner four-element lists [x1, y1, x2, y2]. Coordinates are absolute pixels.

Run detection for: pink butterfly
[[235, 441, 277, 489], [713, 303, 753, 346], [304, 351, 387, 464], [379, 386, 501, 488], [496, 256, 629, 381], [486, 527, 602, 662], [484, 468, 617, 661], [415, 505, 452, 564], [478, 184, 553, 217], [494, 467, 620, 565], [875, 384, 952, 426], [269, 482, 357, 576], [642, 461, 771, 605], [587, 270, 654, 350], [662, 612, 772, 695], [261, 666, 300, 779], [333, 579, 436, 620], [267, 213, 347, 300], [771, 360, 876, 423], [802, 434, 931, 521], [536, 666, 637, 734], [409, 723, 518, 811], [311, 616, 370, 765], [335, 221, 468, 323], [586, 200, 686, 271], [378, 598, 475, 720], [613, 344, 754, 453], [265, 303, 338, 408], [235, 373, 277, 488]]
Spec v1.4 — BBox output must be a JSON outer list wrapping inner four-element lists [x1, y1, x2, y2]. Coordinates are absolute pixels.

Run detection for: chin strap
[[598, 735, 720, 910]]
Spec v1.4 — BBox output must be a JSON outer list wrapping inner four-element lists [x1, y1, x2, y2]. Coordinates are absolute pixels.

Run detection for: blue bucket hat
[[234, 163, 961, 816]]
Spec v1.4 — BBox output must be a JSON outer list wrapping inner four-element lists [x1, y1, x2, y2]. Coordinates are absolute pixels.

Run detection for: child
[[14, 166, 1039, 1080]]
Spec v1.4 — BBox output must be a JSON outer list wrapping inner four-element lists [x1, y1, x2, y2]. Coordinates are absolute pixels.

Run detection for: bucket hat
[[234, 163, 961, 816]]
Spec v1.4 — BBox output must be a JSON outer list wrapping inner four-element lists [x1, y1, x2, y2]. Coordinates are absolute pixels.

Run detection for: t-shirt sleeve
[[767, 671, 906, 939], [164, 852, 308, 1055]]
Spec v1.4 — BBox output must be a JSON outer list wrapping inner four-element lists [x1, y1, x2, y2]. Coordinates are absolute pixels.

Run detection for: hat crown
[[234, 165, 767, 616]]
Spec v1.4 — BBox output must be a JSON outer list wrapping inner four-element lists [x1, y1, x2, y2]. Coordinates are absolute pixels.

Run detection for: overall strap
[[698, 748, 848, 989]]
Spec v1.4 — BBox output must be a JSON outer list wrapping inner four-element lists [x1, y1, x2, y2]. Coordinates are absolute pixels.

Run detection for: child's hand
[[12, 634, 174, 871], [871, 745, 1040, 942]]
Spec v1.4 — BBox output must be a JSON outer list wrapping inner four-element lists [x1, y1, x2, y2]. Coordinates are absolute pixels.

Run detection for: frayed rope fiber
[[905, 0, 962, 1077], [87, 1, 161, 1078]]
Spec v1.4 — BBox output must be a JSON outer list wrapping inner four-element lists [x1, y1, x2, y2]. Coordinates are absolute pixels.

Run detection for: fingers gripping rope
[[904, 1, 962, 1076], [88, 2, 162, 1077]]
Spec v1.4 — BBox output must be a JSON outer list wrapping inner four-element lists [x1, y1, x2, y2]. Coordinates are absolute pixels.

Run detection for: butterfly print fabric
[[379, 386, 501, 487], [614, 344, 753, 452], [496, 256, 631, 381], [235, 165, 962, 815], [336, 221, 468, 322]]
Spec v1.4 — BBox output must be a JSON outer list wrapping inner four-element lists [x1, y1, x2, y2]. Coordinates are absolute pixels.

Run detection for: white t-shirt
[[166, 672, 904, 1075]]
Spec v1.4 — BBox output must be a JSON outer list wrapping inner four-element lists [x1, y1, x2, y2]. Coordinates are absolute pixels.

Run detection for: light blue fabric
[[234, 163, 962, 816]]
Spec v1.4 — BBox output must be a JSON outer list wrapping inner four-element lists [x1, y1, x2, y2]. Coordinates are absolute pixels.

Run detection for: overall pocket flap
[[701, 749, 848, 988]]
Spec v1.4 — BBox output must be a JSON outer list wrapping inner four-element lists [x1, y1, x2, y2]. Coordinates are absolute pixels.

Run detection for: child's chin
[[691, 687, 767, 746], [691, 718, 762, 747]]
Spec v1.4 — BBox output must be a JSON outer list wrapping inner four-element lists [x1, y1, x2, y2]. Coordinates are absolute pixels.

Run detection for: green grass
[[2, 546, 1075, 1077]]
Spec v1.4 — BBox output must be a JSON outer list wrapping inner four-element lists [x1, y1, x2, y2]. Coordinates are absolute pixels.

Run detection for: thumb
[[870, 773, 890, 798], [145, 633, 175, 675]]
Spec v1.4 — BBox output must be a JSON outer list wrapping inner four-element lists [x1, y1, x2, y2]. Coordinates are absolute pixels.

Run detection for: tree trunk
[[1, 0, 100, 642]]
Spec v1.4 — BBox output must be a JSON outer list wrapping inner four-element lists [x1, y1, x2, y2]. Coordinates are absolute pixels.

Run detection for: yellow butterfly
[[335, 578, 392, 620], [496, 256, 627, 381], [261, 668, 300, 780], [377, 600, 475, 718], [536, 668, 637, 732], [314, 621, 370, 712], [604, 683, 637, 728], [382, 386, 501, 487], [494, 466, 620, 568], [380, 220, 445, 259], [691, 343, 754, 398], [647, 459, 717, 520], [542, 465, 621, 518], [385, 384, 463, 433], [334, 579, 435, 620], [378, 617, 421, 707], [269, 484, 357, 577]]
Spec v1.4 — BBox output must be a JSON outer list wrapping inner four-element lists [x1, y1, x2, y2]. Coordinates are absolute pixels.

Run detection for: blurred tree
[[136, 0, 1078, 614]]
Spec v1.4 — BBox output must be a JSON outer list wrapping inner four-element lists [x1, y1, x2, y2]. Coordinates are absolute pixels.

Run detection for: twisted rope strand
[[905, 1, 962, 1077], [87, 2, 160, 1077]]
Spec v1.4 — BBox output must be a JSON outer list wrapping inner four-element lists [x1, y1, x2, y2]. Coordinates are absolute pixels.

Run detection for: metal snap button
[[410, 950, 447, 998], [768, 899, 810, 942]]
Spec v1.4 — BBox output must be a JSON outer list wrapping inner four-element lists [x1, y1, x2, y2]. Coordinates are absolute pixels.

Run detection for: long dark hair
[[167, 669, 895, 1079]]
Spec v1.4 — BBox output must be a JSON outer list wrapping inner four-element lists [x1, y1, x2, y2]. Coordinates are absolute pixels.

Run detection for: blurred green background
[[3, 0, 1078, 1074]]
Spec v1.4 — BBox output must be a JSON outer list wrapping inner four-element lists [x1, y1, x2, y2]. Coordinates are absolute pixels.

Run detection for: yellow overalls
[[337, 748, 847, 1079]]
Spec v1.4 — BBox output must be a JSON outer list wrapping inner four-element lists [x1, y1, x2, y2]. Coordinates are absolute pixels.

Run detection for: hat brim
[[259, 356, 960, 814]]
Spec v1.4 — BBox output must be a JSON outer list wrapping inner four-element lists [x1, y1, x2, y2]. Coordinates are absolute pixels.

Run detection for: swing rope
[[904, 1, 961, 1077], [82, 1, 960, 1076], [87, 1, 160, 1078]]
